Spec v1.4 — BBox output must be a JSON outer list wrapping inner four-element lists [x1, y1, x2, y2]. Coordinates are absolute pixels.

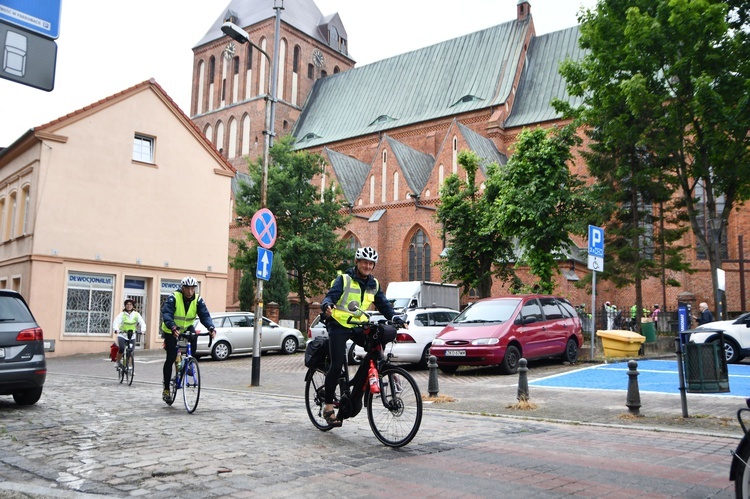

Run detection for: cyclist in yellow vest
[[112, 299, 146, 368], [319, 246, 401, 427], [160, 276, 216, 401]]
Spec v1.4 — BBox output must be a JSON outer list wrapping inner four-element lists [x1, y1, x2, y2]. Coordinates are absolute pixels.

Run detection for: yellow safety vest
[[330, 274, 378, 328], [160, 292, 199, 334], [119, 311, 141, 332]]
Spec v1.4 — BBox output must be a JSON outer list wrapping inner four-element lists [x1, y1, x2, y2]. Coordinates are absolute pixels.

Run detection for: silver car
[[195, 312, 304, 361]]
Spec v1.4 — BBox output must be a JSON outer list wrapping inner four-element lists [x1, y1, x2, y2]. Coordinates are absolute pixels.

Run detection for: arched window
[[408, 229, 431, 281], [293, 46, 300, 73], [204, 124, 213, 143], [452, 136, 458, 174], [227, 118, 238, 158], [346, 234, 360, 256], [333, 66, 340, 74], [7, 191, 16, 240], [215, 121, 225, 155], [196, 60, 205, 115], [20, 186, 29, 235], [0, 198, 5, 242], [241, 115, 251, 156], [208, 56, 216, 82]]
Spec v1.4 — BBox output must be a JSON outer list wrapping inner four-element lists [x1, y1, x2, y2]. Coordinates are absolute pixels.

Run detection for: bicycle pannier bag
[[305, 336, 329, 368], [109, 342, 118, 362]]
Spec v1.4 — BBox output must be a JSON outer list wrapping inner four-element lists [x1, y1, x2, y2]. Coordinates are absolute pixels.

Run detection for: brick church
[[189, 0, 747, 323]]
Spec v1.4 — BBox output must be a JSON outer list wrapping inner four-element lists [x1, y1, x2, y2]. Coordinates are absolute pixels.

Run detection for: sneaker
[[162, 389, 171, 401]]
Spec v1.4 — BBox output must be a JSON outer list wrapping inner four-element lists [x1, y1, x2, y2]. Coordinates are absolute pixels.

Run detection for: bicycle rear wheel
[[305, 367, 335, 431], [182, 358, 200, 413], [126, 352, 135, 386], [366, 366, 422, 447], [118, 357, 125, 384]]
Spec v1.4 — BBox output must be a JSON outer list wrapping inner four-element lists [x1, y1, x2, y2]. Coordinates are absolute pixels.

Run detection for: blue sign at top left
[[0, 0, 62, 39], [251, 208, 277, 249]]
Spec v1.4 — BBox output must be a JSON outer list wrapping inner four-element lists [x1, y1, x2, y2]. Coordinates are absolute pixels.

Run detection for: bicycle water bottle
[[368, 360, 380, 394]]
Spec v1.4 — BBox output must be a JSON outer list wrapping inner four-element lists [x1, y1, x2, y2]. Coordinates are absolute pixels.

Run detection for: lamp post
[[221, 0, 283, 386], [710, 217, 723, 321]]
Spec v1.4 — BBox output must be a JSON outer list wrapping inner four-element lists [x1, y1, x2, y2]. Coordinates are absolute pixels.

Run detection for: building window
[[334, 66, 340, 74], [320, 70, 327, 78], [0, 198, 5, 242], [233, 56, 240, 75], [64, 272, 115, 335], [209, 56, 215, 82], [8, 191, 16, 239], [408, 229, 431, 281], [20, 186, 29, 235], [133, 134, 155, 163], [347, 235, 360, 255], [293, 46, 300, 73], [307, 63, 314, 79], [246, 44, 253, 70]]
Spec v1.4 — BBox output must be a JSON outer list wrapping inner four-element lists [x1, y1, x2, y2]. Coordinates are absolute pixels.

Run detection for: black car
[[0, 289, 45, 405]]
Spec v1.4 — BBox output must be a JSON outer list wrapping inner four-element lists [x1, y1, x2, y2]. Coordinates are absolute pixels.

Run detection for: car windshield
[[453, 299, 520, 323]]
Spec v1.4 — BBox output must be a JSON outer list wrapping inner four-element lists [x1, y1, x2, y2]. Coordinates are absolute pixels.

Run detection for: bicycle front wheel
[[305, 367, 335, 431], [118, 358, 125, 384], [126, 352, 135, 386], [366, 366, 422, 447], [182, 358, 201, 413]]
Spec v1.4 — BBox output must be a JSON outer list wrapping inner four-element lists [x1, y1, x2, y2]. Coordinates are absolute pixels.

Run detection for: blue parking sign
[[588, 225, 604, 272]]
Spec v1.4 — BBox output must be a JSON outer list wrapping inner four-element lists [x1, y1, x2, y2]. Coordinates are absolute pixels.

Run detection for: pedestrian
[[159, 276, 216, 402], [604, 301, 615, 329], [112, 299, 146, 369], [694, 302, 714, 325], [319, 246, 402, 427], [651, 304, 661, 325]]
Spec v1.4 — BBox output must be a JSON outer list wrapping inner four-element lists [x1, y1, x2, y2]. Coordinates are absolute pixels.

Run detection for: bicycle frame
[[117, 331, 136, 386], [166, 327, 212, 414]]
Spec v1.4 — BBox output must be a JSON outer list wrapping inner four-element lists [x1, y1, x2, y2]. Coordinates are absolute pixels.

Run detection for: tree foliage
[[555, 0, 747, 318], [234, 135, 352, 327], [238, 269, 254, 312], [436, 151, 518, 298], [486, 125, 591, 294]]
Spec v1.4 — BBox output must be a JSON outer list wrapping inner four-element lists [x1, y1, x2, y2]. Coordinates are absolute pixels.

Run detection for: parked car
[[353, 307, 460, 368], [430, 295, 583, 374], [194, 312, 304, 361], [0, 289, 45, 405], [691, 312, 750, 363]]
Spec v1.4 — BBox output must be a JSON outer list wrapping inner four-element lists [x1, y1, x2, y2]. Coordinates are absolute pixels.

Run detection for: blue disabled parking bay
[[529, 359, 750, 397]]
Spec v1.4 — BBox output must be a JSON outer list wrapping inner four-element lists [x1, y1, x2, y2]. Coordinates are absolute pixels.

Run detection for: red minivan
[[430, 295, 583, 374]]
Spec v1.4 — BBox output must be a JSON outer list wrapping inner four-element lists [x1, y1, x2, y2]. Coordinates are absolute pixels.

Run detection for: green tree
[[238, 269, 254, 312], [436, 150, 518, 298], [486, 125, 591, 294], [234, 135, 352, 328], [264, 253, 290, 315], [555, 0, 741, 320]]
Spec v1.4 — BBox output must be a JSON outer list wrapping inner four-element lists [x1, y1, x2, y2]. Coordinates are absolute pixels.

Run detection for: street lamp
[[221, 1, 282, 387], [710, 217, 723, 321]]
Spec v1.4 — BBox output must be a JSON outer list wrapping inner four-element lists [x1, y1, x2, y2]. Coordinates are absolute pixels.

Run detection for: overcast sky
[[0, 0, 596, 147]]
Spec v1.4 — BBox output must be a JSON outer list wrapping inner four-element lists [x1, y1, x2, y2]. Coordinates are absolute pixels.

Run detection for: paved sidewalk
[[0, 351, 743, 497]]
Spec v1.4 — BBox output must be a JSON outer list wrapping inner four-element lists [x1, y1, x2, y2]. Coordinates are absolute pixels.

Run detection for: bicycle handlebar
[[174, 326, 214, 349]]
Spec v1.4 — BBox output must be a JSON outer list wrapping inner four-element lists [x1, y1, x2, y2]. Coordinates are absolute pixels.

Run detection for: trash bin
[[683, 332, 729, 393], [640, 319, 656, 343], [596, 330, 646, 357]]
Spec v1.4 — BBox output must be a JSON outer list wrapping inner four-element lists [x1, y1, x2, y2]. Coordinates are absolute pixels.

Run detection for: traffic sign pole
[[588, 225, 605, 359]]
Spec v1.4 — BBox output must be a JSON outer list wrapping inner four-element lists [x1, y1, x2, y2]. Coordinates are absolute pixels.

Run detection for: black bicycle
[[116, 331, 137, 386], [730, 398, 750, 497], [304, 303, 422, 447], [164, 327, 212, 414]]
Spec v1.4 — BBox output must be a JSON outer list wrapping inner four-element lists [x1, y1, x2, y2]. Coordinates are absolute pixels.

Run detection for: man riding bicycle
[[112, 299, 146, 369], [160, 276, 216, 402], [320, 246, 401, 427]]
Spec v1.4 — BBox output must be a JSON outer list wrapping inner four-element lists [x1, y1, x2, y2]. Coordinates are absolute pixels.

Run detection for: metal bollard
[[517, 358, 529, 402], [427, 355, 439, 397], [626, 359, 641, 415]]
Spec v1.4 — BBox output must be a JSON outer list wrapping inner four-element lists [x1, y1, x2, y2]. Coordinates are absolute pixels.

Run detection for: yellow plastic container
[[596, 330, 646, 358]]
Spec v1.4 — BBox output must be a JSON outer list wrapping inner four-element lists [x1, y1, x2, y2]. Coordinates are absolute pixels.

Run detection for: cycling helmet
[[355, 246, 378, 263], [181, 276, 198, 287]]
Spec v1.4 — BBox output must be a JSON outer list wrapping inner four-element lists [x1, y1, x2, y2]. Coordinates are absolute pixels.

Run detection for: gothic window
[[408, 229, 431, 281], [293, 46, 300, 73], [208, 56, 216, 82], [246, 44, 253, 70]]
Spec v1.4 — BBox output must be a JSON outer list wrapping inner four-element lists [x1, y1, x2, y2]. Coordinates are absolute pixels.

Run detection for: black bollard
[[626, 359, 641, 415], [428, 355, 439, 397], [517, 358, 529, 402]]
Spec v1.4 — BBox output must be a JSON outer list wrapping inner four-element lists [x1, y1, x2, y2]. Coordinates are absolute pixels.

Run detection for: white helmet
[[355, 246, 378, 263], [181, 276, 198, 287]]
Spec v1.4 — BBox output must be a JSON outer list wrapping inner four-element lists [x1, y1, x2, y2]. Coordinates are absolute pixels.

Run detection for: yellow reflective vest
[[330, 274, 378, 328], [160, 292, 199, 334]]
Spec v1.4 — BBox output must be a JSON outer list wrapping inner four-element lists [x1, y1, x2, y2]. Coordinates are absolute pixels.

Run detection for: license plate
[[0, 347, 4, 359], [445, 350, 465, 357]]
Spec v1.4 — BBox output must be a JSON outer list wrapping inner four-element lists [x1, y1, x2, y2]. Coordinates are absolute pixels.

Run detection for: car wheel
[[499, 345, 521, 375], [211, 341, 231, 361], [347, 343, 361, 366], [438, 364, 458, 374], [562, 338, 579, 364], [282, 336, 298, 355], [718, 337, 741, 364], [12, 387, 43, 405], [417, 344, 431, 370]]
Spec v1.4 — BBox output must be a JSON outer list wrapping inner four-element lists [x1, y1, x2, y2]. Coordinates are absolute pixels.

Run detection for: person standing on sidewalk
[[159, 276, 216, 401], [112, 299, 146, 368], [694, 302, 714, 325]]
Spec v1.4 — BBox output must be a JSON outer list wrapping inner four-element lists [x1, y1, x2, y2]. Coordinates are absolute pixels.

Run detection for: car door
[[539, 297, 568, 354], [261, 316, 283, 350], [227, 314, 254, 352], [515, 298, 548, 358]]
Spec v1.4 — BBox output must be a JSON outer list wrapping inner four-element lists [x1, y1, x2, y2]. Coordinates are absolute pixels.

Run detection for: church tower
[[189, 0, 355, 173]]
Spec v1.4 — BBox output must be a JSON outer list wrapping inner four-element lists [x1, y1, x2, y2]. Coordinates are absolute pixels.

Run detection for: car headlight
[[432, 339, 445, 346], [471, 338, 500, 346]]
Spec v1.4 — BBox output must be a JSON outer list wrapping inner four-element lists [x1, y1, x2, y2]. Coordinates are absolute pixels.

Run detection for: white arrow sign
[[256, 247, 273, 281]]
